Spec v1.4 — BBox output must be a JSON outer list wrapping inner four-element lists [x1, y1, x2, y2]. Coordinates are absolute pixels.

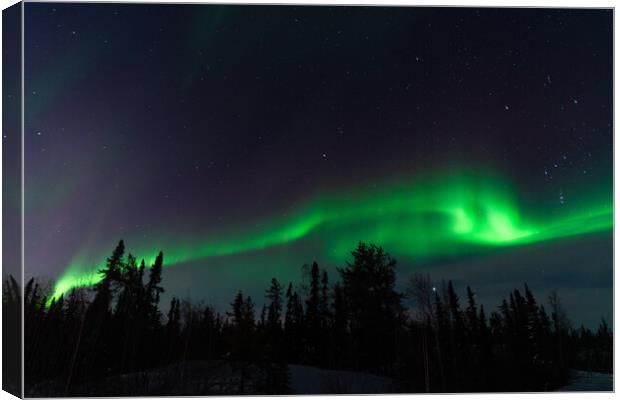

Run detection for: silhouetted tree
[[266, 278, 283, 331], [17, 240, 612, 396], [331, 282, 349, 368], [446, 280, 465, 389], [82, 240, 126, 378], [284, 283, 304, 362], [304, 262, 321, 363], [338, 241, 403, 374]]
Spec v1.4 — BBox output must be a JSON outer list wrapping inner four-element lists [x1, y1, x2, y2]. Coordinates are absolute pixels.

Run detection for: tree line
[[2, 239, 612, 395]]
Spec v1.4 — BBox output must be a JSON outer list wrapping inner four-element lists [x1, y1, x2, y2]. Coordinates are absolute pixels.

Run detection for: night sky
[[18, 4, 612, 327]]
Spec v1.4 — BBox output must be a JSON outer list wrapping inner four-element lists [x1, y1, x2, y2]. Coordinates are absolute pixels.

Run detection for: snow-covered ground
[[30, 363, 611, 396], [558, 369, 613, 392], [288, 364, 399, 394]]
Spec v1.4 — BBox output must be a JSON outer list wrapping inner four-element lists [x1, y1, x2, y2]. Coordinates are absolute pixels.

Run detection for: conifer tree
[[465, 286, 478, 336], [305, 262, 321, 334], [266, 278, 283, 330], [331, 282, 348, 368], [319, 270, 330, 328], [338, 241, 402, 371], [82, 240, 126, 378], [146, 252, 165, 326]]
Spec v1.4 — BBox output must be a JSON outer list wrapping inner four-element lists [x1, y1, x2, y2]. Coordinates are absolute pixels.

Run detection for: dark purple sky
[[10, 4, 613, 327]]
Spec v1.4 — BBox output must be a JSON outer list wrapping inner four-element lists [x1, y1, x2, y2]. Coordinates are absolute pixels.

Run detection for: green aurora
[[48, 168, 612, 303]]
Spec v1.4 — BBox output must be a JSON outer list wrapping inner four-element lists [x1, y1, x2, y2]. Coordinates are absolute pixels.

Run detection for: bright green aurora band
[[49, 169, 612, 303]]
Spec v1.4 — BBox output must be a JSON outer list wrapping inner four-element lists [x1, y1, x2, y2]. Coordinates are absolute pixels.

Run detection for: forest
[[3, 240, 613, 396]]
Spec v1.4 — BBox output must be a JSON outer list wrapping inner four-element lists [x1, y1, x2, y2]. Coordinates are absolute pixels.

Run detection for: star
[[322, 153, 327, 159]]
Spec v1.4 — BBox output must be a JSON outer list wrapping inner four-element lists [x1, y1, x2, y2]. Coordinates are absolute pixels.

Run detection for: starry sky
[[16, 4, 612, 327]]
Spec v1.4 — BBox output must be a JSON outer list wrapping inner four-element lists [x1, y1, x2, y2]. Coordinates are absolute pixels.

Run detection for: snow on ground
[[558, 369, 613, 392], [288, 364, 399, 394]]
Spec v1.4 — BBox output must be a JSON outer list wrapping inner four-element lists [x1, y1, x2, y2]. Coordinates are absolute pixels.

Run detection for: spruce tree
[[465, 286, 478, 336], [338, 241, 403, 372], [266, 278, 283, 330]]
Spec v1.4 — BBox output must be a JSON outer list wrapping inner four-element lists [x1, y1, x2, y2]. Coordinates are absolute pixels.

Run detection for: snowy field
[[559, 370, 613, 392], [28, 363, 612, 396], [288, 364, 399, 394]]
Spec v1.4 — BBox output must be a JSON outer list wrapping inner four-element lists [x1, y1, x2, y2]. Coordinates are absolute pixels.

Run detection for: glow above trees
[[48, 168, 612, 303]]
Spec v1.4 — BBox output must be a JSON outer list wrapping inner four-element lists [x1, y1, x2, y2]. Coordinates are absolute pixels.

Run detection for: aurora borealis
[[19, 5, 612, 327], [49, 168, 612, 302]]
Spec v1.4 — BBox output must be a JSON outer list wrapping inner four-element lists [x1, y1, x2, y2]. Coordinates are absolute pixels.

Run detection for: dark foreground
[[558, 370, 613, 392], [26, 362, 613, 397], [26, 361, 398, 397], [6, 241, 613, 396]]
